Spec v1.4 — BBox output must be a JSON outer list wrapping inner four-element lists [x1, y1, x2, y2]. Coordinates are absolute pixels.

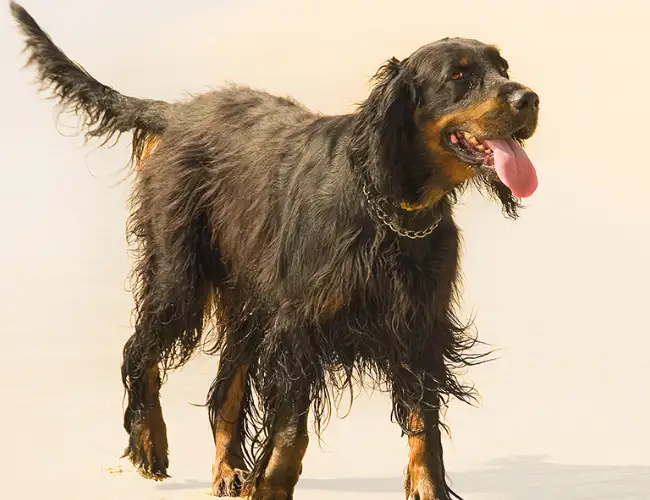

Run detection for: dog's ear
[[369, 56, 418, 128], [349, 57, 420, 199]]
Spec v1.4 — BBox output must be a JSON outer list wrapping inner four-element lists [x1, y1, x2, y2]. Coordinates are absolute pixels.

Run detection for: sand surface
[[1, 1, 649, 499]]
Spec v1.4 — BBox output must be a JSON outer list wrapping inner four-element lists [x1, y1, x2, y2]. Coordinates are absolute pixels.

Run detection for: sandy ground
[[1, 1, 650, 499]]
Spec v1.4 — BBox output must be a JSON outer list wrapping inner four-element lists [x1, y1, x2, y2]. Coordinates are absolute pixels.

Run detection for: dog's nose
[[509, 89, 539, 111]]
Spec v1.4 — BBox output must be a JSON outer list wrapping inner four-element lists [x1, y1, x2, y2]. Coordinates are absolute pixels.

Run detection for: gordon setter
[[11, 3, 539, 499]]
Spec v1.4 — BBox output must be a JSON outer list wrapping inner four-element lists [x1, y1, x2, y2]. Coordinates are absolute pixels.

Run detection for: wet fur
[[10, 3, 531, 498]]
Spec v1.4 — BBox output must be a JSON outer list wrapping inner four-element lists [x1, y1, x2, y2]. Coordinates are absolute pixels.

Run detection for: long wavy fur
[[12, 6, 532, 497]]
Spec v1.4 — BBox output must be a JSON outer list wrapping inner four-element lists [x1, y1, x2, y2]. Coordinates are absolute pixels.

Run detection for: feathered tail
[[9, 1, 172, 163]]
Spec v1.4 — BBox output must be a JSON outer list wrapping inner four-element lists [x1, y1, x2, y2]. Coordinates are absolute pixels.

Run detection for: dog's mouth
[[448, 131, 495, 166], [446, 130, 538, 198]]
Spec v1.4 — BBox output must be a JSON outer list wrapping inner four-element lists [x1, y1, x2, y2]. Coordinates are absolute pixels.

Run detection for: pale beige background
[[1, 1, 648, 499]]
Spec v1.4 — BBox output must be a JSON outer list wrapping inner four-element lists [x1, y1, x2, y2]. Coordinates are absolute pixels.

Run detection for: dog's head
[[350, 38, 539, 218]]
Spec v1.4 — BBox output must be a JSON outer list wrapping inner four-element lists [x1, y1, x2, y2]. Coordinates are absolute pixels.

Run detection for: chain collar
[[362, 179, 441, 239]]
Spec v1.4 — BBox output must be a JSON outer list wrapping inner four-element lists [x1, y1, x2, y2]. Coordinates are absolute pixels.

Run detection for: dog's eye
[[450, 72, 464, 81]]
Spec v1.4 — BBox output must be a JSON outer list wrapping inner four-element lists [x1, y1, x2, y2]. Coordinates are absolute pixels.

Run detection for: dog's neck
[[399, 186, 447, 212], [360, 173, 448, 240]]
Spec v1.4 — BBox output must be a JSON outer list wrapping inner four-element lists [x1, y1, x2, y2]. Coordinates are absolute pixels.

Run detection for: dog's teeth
[[462, 132, 478, 144]]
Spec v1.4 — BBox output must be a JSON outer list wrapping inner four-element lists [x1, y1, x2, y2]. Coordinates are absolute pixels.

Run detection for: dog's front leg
[[249, 393, 310, 500], [391, 369, 462, 500], [403, 405, 457, 500]]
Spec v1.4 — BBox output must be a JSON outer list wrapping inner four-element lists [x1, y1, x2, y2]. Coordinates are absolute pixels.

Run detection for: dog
[[10, 3, 539, 499]]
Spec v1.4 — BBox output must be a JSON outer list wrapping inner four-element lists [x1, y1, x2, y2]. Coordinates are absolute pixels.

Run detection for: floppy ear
[[348, 57, 420, 200]]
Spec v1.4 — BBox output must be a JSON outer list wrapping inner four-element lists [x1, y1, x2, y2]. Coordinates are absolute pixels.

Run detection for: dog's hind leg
[[121, 198, 214, 479], [121, 349, 170, 480], [121, 269, 211, 479], [208, 357, 251, 497]]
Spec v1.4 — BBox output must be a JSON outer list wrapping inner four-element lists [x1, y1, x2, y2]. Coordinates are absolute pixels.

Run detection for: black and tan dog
[[10, 3, 539, 499]]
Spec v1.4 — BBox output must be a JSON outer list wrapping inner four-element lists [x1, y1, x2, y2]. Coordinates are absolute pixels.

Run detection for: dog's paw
[[248, 485, 292, 500], [406, 466, 454, 500], [124, 421, 170, 481], [212, 461, 249, 497]]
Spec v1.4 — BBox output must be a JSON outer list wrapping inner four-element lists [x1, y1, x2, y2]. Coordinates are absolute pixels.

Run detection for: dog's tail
[[10, 2, 172, 163]]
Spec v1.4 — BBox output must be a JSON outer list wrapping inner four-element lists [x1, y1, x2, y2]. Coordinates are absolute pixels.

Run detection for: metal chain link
[[362, 181, 441, 240]]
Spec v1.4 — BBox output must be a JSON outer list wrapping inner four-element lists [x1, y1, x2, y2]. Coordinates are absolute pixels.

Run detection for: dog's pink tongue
[[484, 139, 538, 198]]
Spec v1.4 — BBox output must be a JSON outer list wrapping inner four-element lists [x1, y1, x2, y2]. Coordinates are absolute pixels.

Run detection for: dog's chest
[[339, 230, 461, 316]]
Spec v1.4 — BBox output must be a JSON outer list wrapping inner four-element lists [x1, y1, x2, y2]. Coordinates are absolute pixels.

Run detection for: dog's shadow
[[157, 455, 650, 499]]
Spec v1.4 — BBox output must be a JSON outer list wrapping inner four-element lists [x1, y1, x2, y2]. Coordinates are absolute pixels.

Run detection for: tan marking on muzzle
[[398, 98, 503, 211], [423, 98, 503, 182]]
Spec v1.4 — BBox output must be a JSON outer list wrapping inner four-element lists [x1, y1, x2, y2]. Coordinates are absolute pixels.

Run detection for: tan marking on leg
[[212, 364, 250, 497], [139, 365, 169, 479], [254, 404, 310, 499], [405, 410, 444, 499], [214, 364, 248, 458]]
